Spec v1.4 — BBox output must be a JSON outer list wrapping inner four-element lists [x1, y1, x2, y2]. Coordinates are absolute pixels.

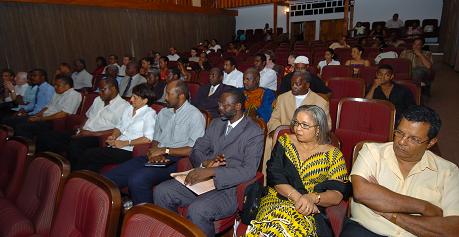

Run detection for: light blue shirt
[[12, 85, 38, 112], [29, 82, 54, 115]]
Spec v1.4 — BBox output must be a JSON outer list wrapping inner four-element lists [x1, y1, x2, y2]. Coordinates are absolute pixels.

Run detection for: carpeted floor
[[425, 62, 459, 165]]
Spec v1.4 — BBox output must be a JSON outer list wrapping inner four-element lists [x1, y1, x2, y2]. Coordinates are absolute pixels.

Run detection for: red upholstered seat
[[186, 82, 201, 100], [380, 58, 412, 75], [321, 65, 353, 81], [150, 102, 166, 113], [121, 203, 205, 237], [358, 66, 378, 86], [48, 170, 121, 237], [52, 92, 98, 133], [394, 80, 421, 105], [0, 137, 34, 201], [0, 125, 13, 151], [335, 98, 395, 171], [0, 152, 70, 237], [197, 71, 210, 85]]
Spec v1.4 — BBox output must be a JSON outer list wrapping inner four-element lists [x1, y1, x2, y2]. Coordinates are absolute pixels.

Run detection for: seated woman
[[75, 83, 157, 172], [246, 105, 351, 237], [243, 67, 275, 123], [317, 48, 341, 77], [345, 46, 371, 77]]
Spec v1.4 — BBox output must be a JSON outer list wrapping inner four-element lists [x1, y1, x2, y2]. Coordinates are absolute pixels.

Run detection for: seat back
[[185, 81, 201, 100], [0, 124, 13, 150], [335, 98, 395, 170], [394, 80, 421, 105], [15, 152, 70, 236], [404, 19, 421, 28], [379, 58, 412, 75], [150, 102, 166, 113], [0, 137, 34, 200], [49, 170, 121, 237], [358, 66, 377, 86], [78, 92, 99, 115], [121, 203, 205, 237], [352, 140, 371, 164], [321, 65, 353, 81], [327, 77, 365, 100]]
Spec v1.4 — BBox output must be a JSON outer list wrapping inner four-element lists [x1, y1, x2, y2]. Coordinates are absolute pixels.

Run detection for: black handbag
[[240, 182, 266, 225]]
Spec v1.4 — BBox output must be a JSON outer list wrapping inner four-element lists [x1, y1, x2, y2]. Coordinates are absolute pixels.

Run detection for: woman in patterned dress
[[246, 105, 350, 237]]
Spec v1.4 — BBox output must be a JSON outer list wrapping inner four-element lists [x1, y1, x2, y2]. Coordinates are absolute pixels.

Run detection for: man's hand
[[184, 168, 215, 186], [76, 129, 92, 137], [203, 154, 226, 168], [28, 116, 41, 122], [106, 136, 116, 146], [148, 155, 169, 163], [112, 140, 128, 149], [147, 147, 166, 159], [293, 194, 319, 216], [4, 80, 14, 91]]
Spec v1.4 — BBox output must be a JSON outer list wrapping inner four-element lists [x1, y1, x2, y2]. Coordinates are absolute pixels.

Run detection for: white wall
[[353, 0, 442, 25], [234, 4, 288, 33]]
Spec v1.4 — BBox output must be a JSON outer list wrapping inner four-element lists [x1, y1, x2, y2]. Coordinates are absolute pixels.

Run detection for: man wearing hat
[[278, 56, 331, 96]]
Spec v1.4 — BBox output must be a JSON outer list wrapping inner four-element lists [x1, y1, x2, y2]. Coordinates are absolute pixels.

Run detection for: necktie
[[225, 125, 233, 136], [208, 86, 216, 96], [122, 77, 132, 97]]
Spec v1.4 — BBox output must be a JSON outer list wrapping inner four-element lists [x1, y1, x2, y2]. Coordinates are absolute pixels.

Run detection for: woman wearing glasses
[[246, 105, 351, 237]]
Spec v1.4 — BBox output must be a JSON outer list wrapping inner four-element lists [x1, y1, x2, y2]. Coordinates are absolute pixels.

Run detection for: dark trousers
[[67, 136, 101, 169], [154, 179, 237, 237], [2, 116, 28, 131], [75, 147, 132, 172], [14, 121, 52, 139], [104, 155, 179, 205], [36, 130, 73, 153], [341, 218, 387, 237]]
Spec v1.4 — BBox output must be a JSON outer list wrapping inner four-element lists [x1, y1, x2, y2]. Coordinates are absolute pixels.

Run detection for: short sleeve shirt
[[350, 142, 459, 237], [116, 105, 157, 151], [43, 88, 82, 116]]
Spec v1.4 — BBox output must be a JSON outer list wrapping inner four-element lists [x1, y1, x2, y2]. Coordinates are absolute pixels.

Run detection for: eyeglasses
[[291, 120, 318, 130], [393, 129, 430, 145]]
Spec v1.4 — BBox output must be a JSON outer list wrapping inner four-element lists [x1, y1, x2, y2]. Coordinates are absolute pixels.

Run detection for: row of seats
[[0, 128, 207, 237]]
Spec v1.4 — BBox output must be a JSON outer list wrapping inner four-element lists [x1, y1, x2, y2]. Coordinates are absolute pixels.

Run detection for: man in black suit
[[191, 67, 234, 118]]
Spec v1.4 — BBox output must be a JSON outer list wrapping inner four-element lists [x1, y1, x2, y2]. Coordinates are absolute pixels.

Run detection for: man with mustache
[[154, 89, 264, 237], [342, 106, 459, 237]]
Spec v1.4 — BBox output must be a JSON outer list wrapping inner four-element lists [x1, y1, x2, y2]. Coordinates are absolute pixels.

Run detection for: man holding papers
[[154, 89, 264, 237]]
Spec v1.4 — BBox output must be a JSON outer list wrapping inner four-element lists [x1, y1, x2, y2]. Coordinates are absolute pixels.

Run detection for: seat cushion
[[122, 213, 185, 237], [0, 198, 34, 237]]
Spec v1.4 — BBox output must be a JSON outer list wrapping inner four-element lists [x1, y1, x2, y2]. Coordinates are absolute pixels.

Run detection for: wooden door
[[291, 22, 303, 41], [320, 19, 345, 41], [303, 21, 316, 43]]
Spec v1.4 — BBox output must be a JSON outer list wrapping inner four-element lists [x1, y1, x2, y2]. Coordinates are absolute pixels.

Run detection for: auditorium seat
[[380, 58, 412, 76], [52, 92, 98, 133], [321, 65, 353, 82], [394, 80, 421, 105], [197, 70, 210, 85], [0, 152, 70, 237], [335, 98, 395, 171], [0, 137, 34, 201], [121, 203, 205, 237], [358, 66, 378, 86], [0, 124, 13, 151], [184, 81, 201, 99], [47, 170, 121, 237]]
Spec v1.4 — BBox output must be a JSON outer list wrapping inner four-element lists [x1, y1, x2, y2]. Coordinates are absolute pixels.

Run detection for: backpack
[[240, 181, 265, 225]]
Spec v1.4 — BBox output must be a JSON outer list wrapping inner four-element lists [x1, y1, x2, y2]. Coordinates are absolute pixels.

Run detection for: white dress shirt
[[71, 69, 93, 90], [225, 115, 244, 135], [43, 88, 82, 116], [82, 95, 130, 132], [167, 54, 180, 61], [119, 73, 147, 97], [208, 84, 220, 96], [294, 92, 308, 108], [259, 67, 277, 91], [116, 105, 157, 151], [119, 65, 127, 77], [223, 69, 244, 88]]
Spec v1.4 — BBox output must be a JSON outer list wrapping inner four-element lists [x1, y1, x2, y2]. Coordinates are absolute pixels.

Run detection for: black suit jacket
[[191, 83, 234, 118]]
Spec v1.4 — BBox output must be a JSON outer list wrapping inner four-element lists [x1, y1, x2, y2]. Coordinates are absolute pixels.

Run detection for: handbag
[[240, 181, 265, 225]]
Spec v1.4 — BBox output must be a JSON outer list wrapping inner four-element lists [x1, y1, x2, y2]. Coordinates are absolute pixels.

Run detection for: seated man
[[366, 64, 415, 119], [342, 106, 459, 237], [10, 71, 38, 114], [263, 71, 332, 180], [242, 67, 275, 123], [36, 78, 130, 163], [400, 38, 433, 86], [0, 69, 16, 110], [145, 69, 166, 100], [1, 71, 29, 114], [254, 53, 277, 91], [223, 57, 243, 88], [278, 56, 331, 96], [119, 62, 147, 98], [191, 67, 233, 118], [71, 59, 93, 91], [104, 80, 205, 205], [154, 89, 264, 237], [14, 74, 81, 139], [167, 47, 180, 61]]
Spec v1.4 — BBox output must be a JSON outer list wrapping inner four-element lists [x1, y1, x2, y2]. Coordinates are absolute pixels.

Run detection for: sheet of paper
[[170, 169, 216, 195]]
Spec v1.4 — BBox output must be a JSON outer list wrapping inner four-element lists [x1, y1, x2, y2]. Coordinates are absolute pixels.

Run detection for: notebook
[[170, 169, 216, 195]]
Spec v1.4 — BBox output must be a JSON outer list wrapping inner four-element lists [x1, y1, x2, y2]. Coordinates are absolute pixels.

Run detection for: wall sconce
[[284, 6, 290, 13]]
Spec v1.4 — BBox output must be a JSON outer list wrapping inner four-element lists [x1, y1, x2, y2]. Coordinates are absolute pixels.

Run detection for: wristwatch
[[165, 148, 170, 155]]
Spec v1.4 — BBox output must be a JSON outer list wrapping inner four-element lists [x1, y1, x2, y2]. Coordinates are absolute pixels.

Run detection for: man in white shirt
[[36, 79, 129, 161], [254, 53, 277, 91], [2, 71, 29, 107], [15, 75, 82, 139], [223, 57, 243, 88], [119, 62, 147, 97], [71, 59, 93, 90], [386, 13, 404, 29], [167, 47, 180, 61]]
